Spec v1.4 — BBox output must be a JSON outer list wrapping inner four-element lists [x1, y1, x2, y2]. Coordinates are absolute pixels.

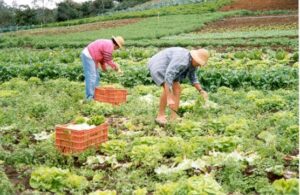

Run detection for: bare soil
[[198, 14, 298, 32], [221, 0, 298, 11], [4, 165, 32, 192], [209, 45, 297, 52]]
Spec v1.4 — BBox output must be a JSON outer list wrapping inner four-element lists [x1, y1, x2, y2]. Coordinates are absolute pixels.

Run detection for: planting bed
[[198, 14, 298, 33], [0, 0, 298, 194], [221, 0, 298, 11]]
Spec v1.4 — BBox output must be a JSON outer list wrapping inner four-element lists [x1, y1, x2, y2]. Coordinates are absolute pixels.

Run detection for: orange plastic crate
[[55, 122, 108, 154], [94, 87, 127, 105]]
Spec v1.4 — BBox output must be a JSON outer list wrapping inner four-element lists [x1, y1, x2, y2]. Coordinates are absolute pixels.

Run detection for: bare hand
[[200, 90, 209, 100], [116, 68, 123, 75]]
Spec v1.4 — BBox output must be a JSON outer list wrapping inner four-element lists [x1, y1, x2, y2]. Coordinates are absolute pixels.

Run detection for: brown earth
[[198, 14, 298, 32], [13, 18, 142, 36], [4, 165, 32, 192], [211, 45, 296, 53], [221, 0, 298, 11]]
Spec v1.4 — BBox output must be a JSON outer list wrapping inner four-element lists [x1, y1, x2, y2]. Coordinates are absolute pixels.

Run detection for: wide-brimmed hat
[[112, 36, 125, 48], [190, 49, 209, 66]]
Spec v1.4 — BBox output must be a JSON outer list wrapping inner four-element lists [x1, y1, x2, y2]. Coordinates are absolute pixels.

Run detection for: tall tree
[[56, 0, 81, 21], [32, 0, 53, 24], [15, 5, 37, 25], [0, 0, 15, 26], [92, 0, 113, 15], [80, 1, 93, 17]]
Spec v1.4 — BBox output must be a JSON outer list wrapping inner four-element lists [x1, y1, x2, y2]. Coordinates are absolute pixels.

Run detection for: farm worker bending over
[[80, 36, 124, 100], [147, 47, 209, 125]]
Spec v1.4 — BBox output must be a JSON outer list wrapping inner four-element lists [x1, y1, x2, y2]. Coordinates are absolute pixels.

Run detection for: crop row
[[126, 0, 210, 11], [163, 29, 297, 40], [0, 63, 297, 90], [37, 0, 232, 28], [3, 34, 297, 50], [202, 23, 298, 33], [2, 11, 297, 49], [1, 12, 241, 49], [128, 37, 298, 48], [0, 47, 297, 67]]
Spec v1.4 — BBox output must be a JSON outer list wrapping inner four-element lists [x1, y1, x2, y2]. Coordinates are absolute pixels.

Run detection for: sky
[[3, 0, 90, 9]]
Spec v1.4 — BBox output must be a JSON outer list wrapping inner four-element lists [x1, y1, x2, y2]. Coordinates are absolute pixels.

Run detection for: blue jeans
[[81, 52, 100, 100]]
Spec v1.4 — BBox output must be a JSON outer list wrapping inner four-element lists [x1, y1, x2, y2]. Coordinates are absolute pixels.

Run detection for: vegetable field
[[0, 0, 298, 194]]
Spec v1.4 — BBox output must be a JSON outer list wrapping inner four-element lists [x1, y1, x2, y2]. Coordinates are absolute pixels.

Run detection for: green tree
[[80, 1, 93, 17], [35, 7, 56, 24], [56, 0, 81, 21], [15, 5, 37, 25], [32, 0, 54, 24], [0, 0, 15, 27], [92, 0, 113, 15]]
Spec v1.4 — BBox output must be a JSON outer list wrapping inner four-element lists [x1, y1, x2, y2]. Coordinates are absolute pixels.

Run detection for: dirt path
[[13, 18, 142, 36], [221, 0, 298, 11], [198, 14, 298, 32]]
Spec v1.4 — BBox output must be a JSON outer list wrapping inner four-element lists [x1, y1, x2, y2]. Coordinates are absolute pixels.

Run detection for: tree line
[[0, 0, 149, 27]]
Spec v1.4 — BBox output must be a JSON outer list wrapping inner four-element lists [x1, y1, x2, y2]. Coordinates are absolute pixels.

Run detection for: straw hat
[[112, 36, 125, 48], [190, 49, 209, 66]]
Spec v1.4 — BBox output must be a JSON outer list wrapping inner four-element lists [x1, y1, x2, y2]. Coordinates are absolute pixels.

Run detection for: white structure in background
[[113, 0, 119, 6], [4, 0, 90, 9]]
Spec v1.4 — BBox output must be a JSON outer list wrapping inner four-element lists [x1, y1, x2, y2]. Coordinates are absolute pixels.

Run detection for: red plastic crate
[[94, 87, 127, 105], [55, 122, 108, 154]]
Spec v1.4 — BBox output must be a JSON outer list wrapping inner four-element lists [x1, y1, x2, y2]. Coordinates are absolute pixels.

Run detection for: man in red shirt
[[80, 36, 124, 100]]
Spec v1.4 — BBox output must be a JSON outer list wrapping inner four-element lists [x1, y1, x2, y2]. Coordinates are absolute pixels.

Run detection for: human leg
[[170, 82, 181, 120], [156, 83, 168, 124], [81, 54, 97, 100]]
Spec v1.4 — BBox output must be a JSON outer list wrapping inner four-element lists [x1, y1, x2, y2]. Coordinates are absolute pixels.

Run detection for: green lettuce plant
[[101, 140, 128, 160], [87, 115, 106, 126], [272, 178, 299, 195], [130, 145, 163, 168], [30, 167, 88, 193], [154, 175, 225, 195]]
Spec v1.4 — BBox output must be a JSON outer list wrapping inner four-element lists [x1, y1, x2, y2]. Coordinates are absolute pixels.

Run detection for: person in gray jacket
[[147, 47, 209, 125]]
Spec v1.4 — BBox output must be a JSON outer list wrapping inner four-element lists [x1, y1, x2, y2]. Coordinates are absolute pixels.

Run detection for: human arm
[[188, 68, 208, 100], [99, 63, 107, 72], [102, 42, 118, 71], [103, 56, 118, 71]]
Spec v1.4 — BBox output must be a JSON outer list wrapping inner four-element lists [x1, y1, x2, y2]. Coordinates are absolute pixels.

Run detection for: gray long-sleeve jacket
[[147, 47, 199, 88]]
